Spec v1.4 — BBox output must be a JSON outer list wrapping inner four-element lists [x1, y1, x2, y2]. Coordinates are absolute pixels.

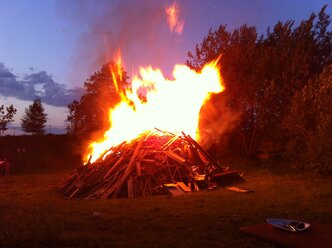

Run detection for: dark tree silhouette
[[283, 64, 332, 172], [21, 98, 48, 135], [0, 104, 17, 135], [187, 5, 332, 160]]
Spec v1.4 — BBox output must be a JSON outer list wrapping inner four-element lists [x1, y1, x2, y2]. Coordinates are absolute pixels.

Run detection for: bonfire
[[60, 57, 241, 199]]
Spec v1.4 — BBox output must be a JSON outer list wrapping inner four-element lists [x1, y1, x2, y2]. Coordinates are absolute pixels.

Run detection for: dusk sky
[[0, 0, 330, 134]]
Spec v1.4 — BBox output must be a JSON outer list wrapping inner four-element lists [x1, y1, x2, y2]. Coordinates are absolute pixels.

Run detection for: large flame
[[86, 58, 224, 163]]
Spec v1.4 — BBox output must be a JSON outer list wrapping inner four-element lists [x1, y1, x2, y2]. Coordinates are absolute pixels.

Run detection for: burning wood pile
[[60, 56, 241, 199], [60, 129, 241, 199]]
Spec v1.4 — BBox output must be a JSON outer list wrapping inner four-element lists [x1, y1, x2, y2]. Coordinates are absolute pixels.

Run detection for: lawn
[[0, 165, 331, 248]]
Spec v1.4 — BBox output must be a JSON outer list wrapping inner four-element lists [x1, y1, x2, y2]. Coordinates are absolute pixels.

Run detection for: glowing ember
[[86, 58, 224, 163], [165, 2, 184, 34]]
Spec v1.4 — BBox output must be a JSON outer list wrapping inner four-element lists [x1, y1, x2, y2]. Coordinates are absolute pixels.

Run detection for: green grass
[[0, 166, 331, 248]]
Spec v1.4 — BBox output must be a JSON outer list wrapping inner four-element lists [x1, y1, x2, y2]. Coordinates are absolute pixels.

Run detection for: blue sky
[[0, 0, 330, 133]]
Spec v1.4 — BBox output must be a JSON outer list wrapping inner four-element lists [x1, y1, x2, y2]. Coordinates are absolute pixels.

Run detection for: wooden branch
[[103, 157, 124, 179], [182, 132, 222, 171], [135, 161, 141, 176], [127, 176, 134, 198], [165, 150, 185, 164], [112, 135, 145, 198]]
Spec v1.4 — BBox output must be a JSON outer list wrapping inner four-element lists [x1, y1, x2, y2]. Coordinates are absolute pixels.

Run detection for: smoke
[[198, 93, 241, 151], [56, 0, 185, 85]]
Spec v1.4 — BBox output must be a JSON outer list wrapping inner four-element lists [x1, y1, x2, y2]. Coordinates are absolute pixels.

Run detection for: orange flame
[[86, 58, 224, 163], [165, 2, 184, 34]]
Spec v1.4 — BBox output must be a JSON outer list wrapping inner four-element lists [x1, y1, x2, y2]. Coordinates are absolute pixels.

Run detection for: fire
[[165, 2, 184, 34], [86, 58, 224, 163]]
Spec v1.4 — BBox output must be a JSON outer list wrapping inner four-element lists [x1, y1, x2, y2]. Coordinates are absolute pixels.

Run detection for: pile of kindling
[[60, 129, 241, 199]]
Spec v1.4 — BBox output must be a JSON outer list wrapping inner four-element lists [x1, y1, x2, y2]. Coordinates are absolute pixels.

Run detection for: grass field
[[0, 164, 331, 248]]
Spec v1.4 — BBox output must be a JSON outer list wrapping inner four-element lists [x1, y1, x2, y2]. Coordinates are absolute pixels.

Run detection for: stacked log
[[60, 129, 240, 199]]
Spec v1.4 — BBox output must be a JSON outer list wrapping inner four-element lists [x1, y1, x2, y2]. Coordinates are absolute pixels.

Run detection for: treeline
[[187, 5, 332, 173], [66, 6, 332, 173], [0, 98, 48, 135]]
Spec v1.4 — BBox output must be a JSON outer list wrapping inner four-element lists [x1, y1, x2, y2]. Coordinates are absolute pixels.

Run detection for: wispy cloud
[[0, 63, 84, 107]]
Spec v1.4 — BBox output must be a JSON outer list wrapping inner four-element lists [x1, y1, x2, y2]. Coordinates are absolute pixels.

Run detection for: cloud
[[0, 63, 84, 107]]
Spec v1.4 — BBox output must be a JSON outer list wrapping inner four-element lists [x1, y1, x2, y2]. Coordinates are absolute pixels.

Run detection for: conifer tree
[[21, 98, 48, 135]]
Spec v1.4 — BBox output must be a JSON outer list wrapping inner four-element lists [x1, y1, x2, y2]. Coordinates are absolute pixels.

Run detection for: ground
[[0, 164, 331, 248]]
